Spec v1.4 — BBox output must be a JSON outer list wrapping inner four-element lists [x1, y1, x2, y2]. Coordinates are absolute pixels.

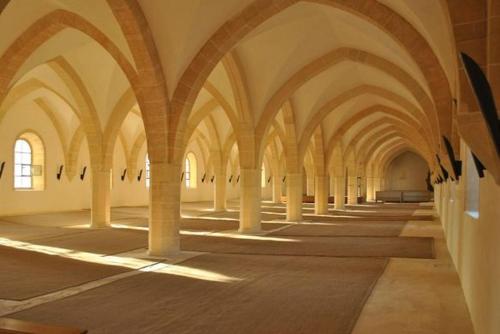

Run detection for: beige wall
[[386, 151, 428, 190], [0, 105, 243, 216], [436, 140, 500, 334]]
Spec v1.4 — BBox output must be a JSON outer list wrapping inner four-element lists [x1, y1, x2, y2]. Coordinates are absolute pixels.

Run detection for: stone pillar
[[329, 176, 335, 196], [375, 177, 382, 199], [306, 174, 315, 196], [272, 174, 281, 203], [314, 175, 329, 215], [91, 168, 111, 228], [148, 162, 181, 257], [334, 175, 345, 210], [347, 176, 358, 204], [366, 177, 374, 202], [239, 168, 261, 233], [214, 168, 227, 212], [287, 172, 303, 221]]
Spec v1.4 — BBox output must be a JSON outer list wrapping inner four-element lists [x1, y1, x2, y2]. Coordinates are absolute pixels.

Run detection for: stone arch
[[169, 0, 452, 166]]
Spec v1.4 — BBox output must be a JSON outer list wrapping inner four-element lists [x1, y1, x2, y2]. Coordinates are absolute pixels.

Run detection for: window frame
[[145, 154, 150, 188], [13, 138, 33, 190], [184, 152, 197, 189]]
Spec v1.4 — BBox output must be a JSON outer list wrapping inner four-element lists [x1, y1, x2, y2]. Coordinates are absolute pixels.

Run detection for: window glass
[[14, 139, 32, 189], [465, 149, 479, 218], [185, 152, 197, 188], [185, 156, 191, 188], [261, 164, 266, 188], [145, 154, 150, 188]]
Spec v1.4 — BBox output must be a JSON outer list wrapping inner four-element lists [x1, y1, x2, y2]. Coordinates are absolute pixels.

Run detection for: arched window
[[465, 147, 479, 218], [185, 152, 197, 188], [14, 139, 32, 189], [13, 132, 44, 191], [261, 163, 266, 188], [145, 154, 150, 188]]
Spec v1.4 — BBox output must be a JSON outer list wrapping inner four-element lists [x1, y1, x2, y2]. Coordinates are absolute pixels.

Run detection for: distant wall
[[386, 151, 428, 190]]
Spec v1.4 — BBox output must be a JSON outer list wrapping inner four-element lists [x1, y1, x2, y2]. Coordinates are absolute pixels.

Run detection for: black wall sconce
[[443, 136, 462, 181], [436, 155, 449, 181], [228, 175, 233, 183], [202, 173, 206, 183], [236, 175, 240, 183], [56, 165, 64, 180], [472, 152, 485, 178], [282, 176, 286, 183], [460, 52, 500, 156], [121, 168, 127, 181], [80, 166, 87, 181], [267, 176, 272, 183], [210, 175, 214, 183], [0, 161, 5, 180], [137, 169, 143, 181], [180, 171, 184, 181]]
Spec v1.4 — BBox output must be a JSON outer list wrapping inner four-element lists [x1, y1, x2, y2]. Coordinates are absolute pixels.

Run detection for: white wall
[[436, 140, 500, 334]]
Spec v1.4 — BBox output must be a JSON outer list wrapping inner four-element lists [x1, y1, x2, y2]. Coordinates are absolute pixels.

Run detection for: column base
[[148, 236, 180, 258], [238, 225, 262, 234], [90, 219, 111, 229]]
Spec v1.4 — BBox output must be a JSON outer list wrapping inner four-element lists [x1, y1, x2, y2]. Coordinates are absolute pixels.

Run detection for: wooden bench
[[0, 318, 87, 334]]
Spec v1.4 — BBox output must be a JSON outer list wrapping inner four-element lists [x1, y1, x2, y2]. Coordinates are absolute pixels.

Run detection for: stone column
[[272, 174, 282, 203], [334, 175, 345, 210], [306, 174, 315, 196], [366, 177, 374, 202], [148, 162, 181, 257], [239, 168, 261, 233], [287, 172, 303, 221], [347, 176, 358, 204], [373, 177, 381, 201], [314, 175, 329, 215], [329, 176, 335, 197], [91, 168, 111, 228], [214, 168, 227, 212]]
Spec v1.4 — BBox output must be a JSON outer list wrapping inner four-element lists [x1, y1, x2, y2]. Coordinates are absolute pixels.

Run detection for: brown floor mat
[[180, 218, 287, 232], [271, 220, 407, 237], [181, 234, 434, 259], [29, 229, 148, 255], [10, 254, 388, 334], [0, 245, 131, 300]]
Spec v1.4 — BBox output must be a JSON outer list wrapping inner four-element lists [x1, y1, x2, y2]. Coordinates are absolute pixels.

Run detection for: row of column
[[89, 165, 377, 257]]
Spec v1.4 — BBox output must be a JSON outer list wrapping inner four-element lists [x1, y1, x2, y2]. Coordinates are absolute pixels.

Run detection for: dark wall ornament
[[56, 165, 64, 180], [443, 136, 462, 181], [0, 161, 5, 180], [121, 168, 127, 181], [436, 155, 449, 181], [460, 52, 500, 156], [80, 166, 87, 181], [472, 152, 485, 178]]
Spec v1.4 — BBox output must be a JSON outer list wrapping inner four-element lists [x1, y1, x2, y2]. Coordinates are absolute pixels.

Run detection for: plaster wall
[[386, 151, 428, 190], [436, 141, 500, 334], [0, 105, 91, 215]]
